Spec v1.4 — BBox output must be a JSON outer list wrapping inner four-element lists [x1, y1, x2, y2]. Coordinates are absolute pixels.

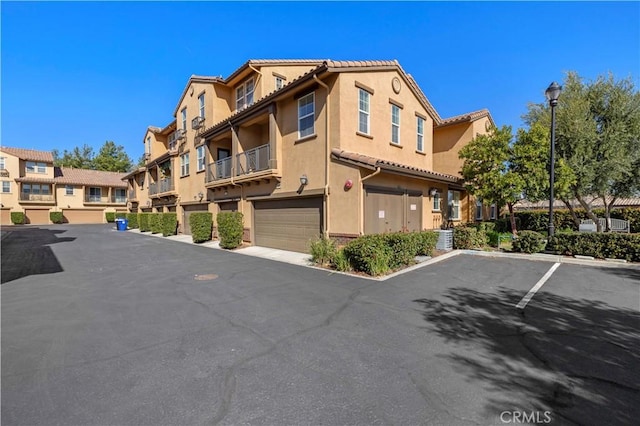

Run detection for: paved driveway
[[2, 225, 638, 425]]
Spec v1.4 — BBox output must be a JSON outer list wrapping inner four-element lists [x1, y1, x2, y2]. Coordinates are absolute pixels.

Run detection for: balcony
[[19, 192, 55, 203], [206, 157, 232, 182], [84, 194, 126, 204], [149, 178, 174, 196], [128, 189, 137, 200], [192, 116, 205, 130], [206, 144, 274, 186]]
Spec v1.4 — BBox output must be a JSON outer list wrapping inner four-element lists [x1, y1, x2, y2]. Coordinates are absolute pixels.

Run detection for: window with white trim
[[448, 190, 461, 220], [0, 157, 5, 169], [298, 92, 315, 138], [2, 181, 10, 193], [145, 136, 151, 155], [391, 104, 400, 144], [65, 185, 73, 195], [432, 192, 441, 211], [358, 89, 370, 134], [236, 78, 254, 111], [180, 153, 190, 177], [198, 93, 205, 118], [89, 187, 101, 202], [114, 188, 126, 203], [196, 145, 205, 172], [416, 116, 425, 152], [490, 203, 497, 220], [476, 199, 483, 220], [26, 161, 46, 173], [275, 76, 284, 90], [181, 108, 187, 130]]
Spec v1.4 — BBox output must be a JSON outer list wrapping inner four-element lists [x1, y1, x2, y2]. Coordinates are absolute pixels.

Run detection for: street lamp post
[[545, 82, 562, 237]]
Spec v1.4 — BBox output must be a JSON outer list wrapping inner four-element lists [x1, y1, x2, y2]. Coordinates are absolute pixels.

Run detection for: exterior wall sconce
[[197, 191, 204, 201], [300, 175, 308, 186]]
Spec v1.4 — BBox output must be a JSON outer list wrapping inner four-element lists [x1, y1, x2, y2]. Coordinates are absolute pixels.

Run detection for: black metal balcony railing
[[236, 144, 270, 175], [111, 195, 127, 204], [206, 157, 232, 182], [20, 192, 54, 202], [149, 178, 174, 195], [84, 194, 104, 203]]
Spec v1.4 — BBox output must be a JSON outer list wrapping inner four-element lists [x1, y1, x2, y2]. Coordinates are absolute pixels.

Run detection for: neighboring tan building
[[0, 146, 127, 225], [131, 59, 495, 252]]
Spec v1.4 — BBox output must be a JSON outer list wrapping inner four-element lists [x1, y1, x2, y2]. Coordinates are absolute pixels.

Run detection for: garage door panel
[[25, 209, 50, 225], [63, 209, 103, 224], [254, 198, 322, 253]]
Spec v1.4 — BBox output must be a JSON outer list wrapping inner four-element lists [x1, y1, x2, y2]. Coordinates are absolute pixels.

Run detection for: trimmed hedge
[[162, 213, 177, 236], [217, 212, 244, 249], [343, 234, 392, 276], [190, 212, 213, 243], [453, 226, 487, 249], [10, 212, 25, 225], [105, 212, 116, 223], [547, 233, 640, 262], [50, 211, 64, 224], [416, 231, 439, 256], [126, 213, 138, 229], [512, 230, 546, 254], [511, 207, 640, 233], [149, 213, 162, 234], [115, 212, 127, 219], [139, 213, 151, 232]]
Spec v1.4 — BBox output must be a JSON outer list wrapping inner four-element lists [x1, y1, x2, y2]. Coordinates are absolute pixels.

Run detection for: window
[[490, 204, 497, 220], [26, 161, 46, 173], [416, 116, 425, 152], [180, 153, 190, 177], [114, 188, 126, 203], [358, 89, 370, 134], [198, 93, 205, 118], [65, 185, 73, 195], [196, 145, 205, 172], [391, 104, 400, 144], [476, 200, 483, 221], [275, 76, 285, 90], [433, 192, 441, 211], [298, 92, 315, 138], [236, 78, 254, 111], [181, 108, 187, 130], [448, 190, 461, 220], [0, 157, 5, 169], [2, 181, 10, 193], [145, 136, 151, 155], [89, 187, 101, 202]]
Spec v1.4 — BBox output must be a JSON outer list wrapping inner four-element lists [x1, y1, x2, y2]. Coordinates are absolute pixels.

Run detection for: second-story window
[[145, 136, 151, 155], [89, 187, 101, 202], [65, 185, 73, 195], [198, 93, 205, 118], [391, 104, 400, 144], [0, 157, 5, 169], [275, 76, 284, 90], [298, 92, 315, 139], [196, 146, 205, 172], [26, 161, 46, 173], [236, 78, 254, 111], [416, 116, 425, 152], [2, 181, 10, 193], [180, 153, 190, 177], [358, 89, 370, 134], [181, 108, 187, 131]]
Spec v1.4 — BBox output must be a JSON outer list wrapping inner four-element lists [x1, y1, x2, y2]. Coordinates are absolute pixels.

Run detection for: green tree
[[524, 72, 640, 231], [92, 141, 133, 172], [53, 144, 95, 169], [459, 125, 525, 236]]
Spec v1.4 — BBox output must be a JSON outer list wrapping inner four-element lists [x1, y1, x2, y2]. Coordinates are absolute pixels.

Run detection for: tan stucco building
[[126, 59, 495, 252], [0, 147, 127, 225]]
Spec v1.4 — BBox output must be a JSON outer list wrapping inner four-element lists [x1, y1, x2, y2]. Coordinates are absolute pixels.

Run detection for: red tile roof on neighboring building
[[15, 167, 127, 188], [0, 146, 54, 163], [331, 148, 462, 184], [436, 109, 495, 128]]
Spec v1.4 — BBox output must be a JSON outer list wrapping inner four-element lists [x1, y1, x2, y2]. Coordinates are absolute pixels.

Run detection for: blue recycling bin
[[116, 218, 128, 231]]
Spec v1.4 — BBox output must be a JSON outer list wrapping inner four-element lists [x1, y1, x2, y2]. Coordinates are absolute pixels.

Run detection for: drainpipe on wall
[[358, 167, 381, 234], [314, 74, 330, 239]]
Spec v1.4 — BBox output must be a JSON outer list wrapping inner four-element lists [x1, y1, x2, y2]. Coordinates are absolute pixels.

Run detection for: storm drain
[[194, 274, 218, 281]]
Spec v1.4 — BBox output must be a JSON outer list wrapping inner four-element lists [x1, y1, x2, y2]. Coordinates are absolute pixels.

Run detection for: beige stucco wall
[[145, 129, 169, 163], [56, 184, 84, 208], [0, 151, 21, 211], [432, 122, 473, 177], [260, 65, 323, 96]]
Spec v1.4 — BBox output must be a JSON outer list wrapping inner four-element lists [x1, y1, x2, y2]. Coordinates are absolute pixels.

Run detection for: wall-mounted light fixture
[[300, 175, 308, 186], [429, 188, 439, 197], [197, 191, 204, 201]]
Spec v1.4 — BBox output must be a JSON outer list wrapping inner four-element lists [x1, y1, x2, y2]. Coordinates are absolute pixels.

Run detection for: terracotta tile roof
[[436, 109, 495, 128], [0, 146, 54, 163], [515, 197, 640, 210], [121, 167, 146, 180], [331, 148, 462, 184], [225, 59, 325, 83], [54, 167, 128, 188], [172, 75, 225, 116], [13, 176, 57, 184]]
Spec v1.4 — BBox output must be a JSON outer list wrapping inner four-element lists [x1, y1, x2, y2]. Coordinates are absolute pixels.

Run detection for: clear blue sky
[[2, 1, 638, 162]]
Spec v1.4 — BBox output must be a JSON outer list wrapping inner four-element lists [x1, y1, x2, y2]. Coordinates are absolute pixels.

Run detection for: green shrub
[[453, 226, 487, 249], [161, 213, 177, 236], [384, 232, 420, 269], [547, 233, 640, 262], [126, 213, 138, 229], [139, 213, 150, 232], [343, 234, 392, 276], [105, 212, 116, 223], [330, 249, 351, 272], [49, 211, 64, 224], [190, 212, 213, 243], [217, 212, 244, 249], [115, 212, 127, 219], [512, 230, 546, 253], [10, 212, 25, 225], [310, 236, 337, 266], [149, 213, 162, 234], [415, 231, 439, 256]]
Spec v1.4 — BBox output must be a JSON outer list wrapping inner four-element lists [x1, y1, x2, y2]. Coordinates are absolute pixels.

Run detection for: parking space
[[1, 225, 638, 425]]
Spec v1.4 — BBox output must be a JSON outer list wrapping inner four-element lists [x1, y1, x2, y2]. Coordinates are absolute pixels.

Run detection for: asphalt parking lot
[[2, 224, 639, 425]]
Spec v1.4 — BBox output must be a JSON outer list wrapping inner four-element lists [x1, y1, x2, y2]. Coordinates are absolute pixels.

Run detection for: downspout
[[314, 74, 330, 238], [359, 167, 381, 234]]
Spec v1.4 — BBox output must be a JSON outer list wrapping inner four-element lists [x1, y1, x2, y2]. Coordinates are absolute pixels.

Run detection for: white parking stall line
[[516, 262, 561, 309]]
